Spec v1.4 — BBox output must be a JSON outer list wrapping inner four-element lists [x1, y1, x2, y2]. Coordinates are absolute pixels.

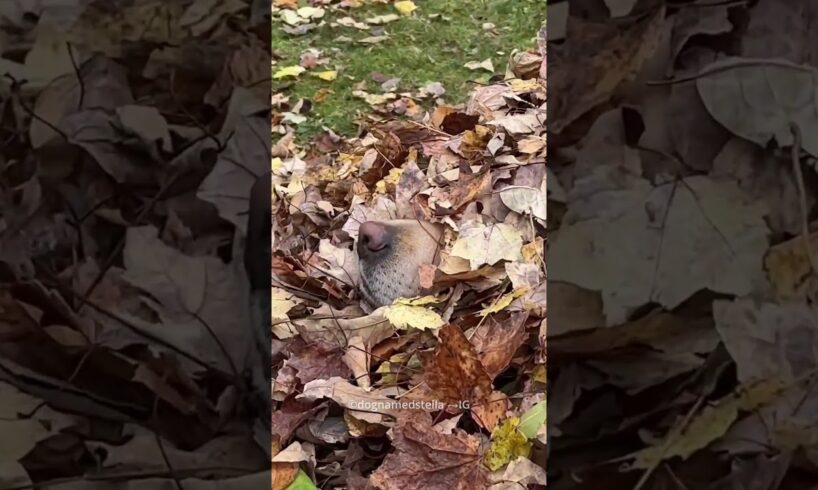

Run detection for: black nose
[[359, 221, 388, 253]]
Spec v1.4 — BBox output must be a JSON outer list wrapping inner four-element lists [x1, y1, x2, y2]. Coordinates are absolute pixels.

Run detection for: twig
[[789, 123, 818, 275]]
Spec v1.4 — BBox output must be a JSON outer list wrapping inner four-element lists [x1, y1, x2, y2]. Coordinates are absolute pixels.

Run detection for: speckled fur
[[357, 220, 443, 308]]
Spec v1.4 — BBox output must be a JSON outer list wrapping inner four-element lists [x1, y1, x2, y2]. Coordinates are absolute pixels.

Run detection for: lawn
[[272, 0, 547, 141]]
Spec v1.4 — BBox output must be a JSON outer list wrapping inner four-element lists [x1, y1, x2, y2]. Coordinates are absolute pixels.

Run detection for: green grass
[[272, 0, 546, 142]]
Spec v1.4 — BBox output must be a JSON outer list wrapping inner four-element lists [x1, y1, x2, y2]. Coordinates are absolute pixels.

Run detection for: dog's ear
[[245, 172, 271, 291]]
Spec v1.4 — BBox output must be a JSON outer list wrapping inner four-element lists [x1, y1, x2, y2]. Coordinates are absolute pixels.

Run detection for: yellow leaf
[[271, 287, 296, 321], [394, 295, 441, 306], [383, 303, 444, 330], [273, 65, 305, 79], [313, 70, 337, 81], [375, 167, 403, 194], [518, 401, 546, 439], [509, 78, 543, 93], [531, 364, 547, 384], [624, 378, 786, 470], [479, 287, 529, 316], [352, 90, 397, 105], [275, 176, 306, 196], [483, 417, 532, 471], [521, 239, 544, 263], [394, 0, 417, 15], [271, 157, 284, 173]]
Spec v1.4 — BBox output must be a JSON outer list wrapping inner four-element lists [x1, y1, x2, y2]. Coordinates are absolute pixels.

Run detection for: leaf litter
[[0, 1, 272, 488], [270, 6, 546, 488], [549, 2, 818, 488]]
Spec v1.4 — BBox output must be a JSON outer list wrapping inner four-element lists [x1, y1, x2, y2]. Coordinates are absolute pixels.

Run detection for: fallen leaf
[[450, 222, 524, 270], [337, 16, 369, 29], [296, 6, 325, 19], [697, 57, 818, 157], [490, 456, 547, 488], [369, 411, 490, 490], [358, 35, 390, 44], [518, 400, 546, 439], [366, 14, 400, 24], [623, 379, 786, 470], [499, 186, 546, 221], [273, 65, 306, 79], [423, 324, 494, 410], [394, 1, 417, 15], [549, 7, 666, 133], [383, 299, 445, 331], [312, 70, 337, 81], [280, 9, 301, 25], [479, 288, 529, 316], [285, 470, 318, 490], [464, 58, 495, 73], [550, 172, 769, 325], [483, 417, 532, 471]]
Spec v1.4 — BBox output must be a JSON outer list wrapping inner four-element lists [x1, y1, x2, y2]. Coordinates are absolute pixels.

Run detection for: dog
[[356, 220, 444, 308]]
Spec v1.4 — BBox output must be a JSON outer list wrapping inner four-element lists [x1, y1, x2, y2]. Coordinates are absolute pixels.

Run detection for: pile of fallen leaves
[[271, 20, 546, 490], [549, 1, 818, 488], [0, 1, 272, 488]]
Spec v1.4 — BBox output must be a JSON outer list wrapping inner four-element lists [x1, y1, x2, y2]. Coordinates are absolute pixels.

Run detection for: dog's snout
[[359, 221, 389, 252]]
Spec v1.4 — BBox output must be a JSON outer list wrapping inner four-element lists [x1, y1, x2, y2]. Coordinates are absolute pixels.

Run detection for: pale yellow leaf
[[464, 58, 495, 73], [479, 288, 529, 316], [273, 65, 305, 79], [271, 287, 296, 321], [313, 70, 337, 81], [624, 379, 786, 470], [383, 303, 444, 330], [394, 0, 417, 15]]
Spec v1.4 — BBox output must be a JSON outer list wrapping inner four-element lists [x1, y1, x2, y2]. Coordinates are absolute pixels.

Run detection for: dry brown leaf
[[369, 411, 490, 490], [549, 7, 666, 133]]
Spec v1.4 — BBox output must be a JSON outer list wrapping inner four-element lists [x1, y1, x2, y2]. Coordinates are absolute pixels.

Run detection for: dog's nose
[[359, 221, 388, 252]]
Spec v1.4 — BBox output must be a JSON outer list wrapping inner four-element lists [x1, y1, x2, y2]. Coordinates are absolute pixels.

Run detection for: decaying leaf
[[369, 411, 490, 490], [483, 417, 532, 471]]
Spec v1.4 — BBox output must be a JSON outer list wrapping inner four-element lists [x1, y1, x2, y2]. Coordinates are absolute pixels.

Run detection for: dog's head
[[356, 220, 444, 308]]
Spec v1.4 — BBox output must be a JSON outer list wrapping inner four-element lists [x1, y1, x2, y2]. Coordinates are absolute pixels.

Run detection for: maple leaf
[[421, 324, 506, 430], [283, 339, 352, 384], [369, 411, 490, 490]]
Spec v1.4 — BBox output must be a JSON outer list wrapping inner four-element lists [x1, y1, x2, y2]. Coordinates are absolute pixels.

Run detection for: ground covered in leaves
[[549, 1, 818, 488], [271, 2, 546, 488], [272, 0, 547, 139], [0, 1, 272, 488]]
